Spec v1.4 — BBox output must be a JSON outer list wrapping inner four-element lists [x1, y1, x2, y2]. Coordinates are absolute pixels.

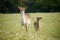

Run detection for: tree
[[0, 0, 60, 13]]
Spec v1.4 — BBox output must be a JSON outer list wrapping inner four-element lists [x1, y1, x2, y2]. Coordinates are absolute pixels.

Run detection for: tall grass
[[0, 13, 60, 40]]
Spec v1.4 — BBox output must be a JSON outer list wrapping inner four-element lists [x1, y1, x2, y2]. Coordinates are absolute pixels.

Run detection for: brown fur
[[34, 17, 42, 31], [18, 6, 31, 32]]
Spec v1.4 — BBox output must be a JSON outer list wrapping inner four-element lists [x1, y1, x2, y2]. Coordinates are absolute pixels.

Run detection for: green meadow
[[0, 13, 60, 40]]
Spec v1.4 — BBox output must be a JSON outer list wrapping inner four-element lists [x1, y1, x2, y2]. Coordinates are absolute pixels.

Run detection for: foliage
[[0, 0, 60, 13], [0, 13, 60, 40]]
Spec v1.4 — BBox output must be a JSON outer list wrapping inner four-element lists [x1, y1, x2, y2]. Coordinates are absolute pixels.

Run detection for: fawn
[[34, 17, 42, 32]]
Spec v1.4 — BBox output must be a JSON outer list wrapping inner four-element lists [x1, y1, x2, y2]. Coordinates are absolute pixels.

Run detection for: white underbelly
[[21, 16, 31, 25]]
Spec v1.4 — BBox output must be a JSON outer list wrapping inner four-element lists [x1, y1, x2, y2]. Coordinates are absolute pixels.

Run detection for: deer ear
[[18, 6, 21, 8], [18, 6, 22, 9], [18, 6, 22, 10], [25, 6, 27, 9]]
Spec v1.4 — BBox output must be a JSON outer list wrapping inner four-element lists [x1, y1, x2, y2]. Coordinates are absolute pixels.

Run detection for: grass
[[0, 13, 60, 40]]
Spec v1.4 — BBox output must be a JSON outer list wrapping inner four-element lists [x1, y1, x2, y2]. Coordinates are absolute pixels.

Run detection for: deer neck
[[36, 20, 40, 23], [21, 11, 25, 16]]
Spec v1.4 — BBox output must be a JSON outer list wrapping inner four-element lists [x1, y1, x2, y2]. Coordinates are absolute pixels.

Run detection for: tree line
[[0, 0, 60, 13]]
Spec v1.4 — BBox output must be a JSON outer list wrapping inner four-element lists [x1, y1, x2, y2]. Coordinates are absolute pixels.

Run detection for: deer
[[33, 17, 42, 37], [34, 17, 42, 32], [18, 6, 31, 32]]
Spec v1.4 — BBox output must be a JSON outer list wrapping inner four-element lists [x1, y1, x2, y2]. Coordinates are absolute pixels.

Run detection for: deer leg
[[26, 25, 28, 32], [25, 24, 29, 33]]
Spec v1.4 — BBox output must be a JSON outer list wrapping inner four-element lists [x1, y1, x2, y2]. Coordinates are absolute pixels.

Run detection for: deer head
[[37, 17, 42, 21], [18, 6, 26, 11]]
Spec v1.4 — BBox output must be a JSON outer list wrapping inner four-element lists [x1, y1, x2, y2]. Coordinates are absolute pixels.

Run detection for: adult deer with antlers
[[18, 6, 31, 32]]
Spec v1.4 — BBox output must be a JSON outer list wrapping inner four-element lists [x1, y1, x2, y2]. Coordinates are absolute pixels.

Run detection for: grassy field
[[0, 13, 60, 40]]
